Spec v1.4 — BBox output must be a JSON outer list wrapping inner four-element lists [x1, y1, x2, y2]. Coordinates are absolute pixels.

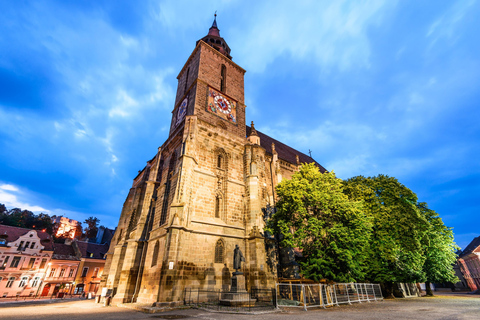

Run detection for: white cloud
[[0, 183, 50, 213], [232, 0, 395, 73]]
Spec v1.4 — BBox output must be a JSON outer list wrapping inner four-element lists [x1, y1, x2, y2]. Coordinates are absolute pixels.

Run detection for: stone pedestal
[[219, 272, 256, 307], [230, 272, 246, 293]]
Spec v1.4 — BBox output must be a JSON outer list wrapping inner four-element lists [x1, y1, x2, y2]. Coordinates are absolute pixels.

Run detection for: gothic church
[[100, 17, 326, 305]]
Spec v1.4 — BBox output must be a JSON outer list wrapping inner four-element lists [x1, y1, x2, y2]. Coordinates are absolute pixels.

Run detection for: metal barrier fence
[[184, 288, 276, 312], [276, 282, 383, 311], [397, 283, 419, 298]]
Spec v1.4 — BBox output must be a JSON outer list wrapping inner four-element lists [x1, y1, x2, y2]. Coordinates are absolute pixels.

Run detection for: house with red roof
[[0, 225, 54, 298], [458, 236, 480, 292]]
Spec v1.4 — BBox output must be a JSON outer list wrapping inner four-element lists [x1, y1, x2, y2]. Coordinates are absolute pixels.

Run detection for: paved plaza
[[0, 293, 479, 320]]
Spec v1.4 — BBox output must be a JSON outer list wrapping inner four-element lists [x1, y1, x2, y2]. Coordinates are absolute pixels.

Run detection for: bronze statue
[[233, 244, 245, 272]]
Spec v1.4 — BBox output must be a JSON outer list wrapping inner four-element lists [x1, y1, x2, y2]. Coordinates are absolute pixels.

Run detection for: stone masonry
[[99, 17, 326, 305]]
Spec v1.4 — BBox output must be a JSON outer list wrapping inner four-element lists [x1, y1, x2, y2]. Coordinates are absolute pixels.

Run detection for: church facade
[[100, 17, 326, 305]]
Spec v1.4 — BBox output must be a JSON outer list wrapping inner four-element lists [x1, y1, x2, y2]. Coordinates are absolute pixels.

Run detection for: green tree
[[417, 202, 459, 296], [267, 164, 371, 282], [84, 217, 100, 239], [343, 175, 428, 296]]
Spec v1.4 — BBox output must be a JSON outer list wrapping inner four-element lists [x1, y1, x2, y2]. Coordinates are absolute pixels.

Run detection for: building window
[[184, 67, 190, 94], [220, 64, 226, 92], [25, 241, 30, 250], [30, 242, 35, 249], [59, 269, 66, 277], [160, 153, 176, 226], [27, 258, 35, 269], [217, 154, 223, 168], [151, 241, 159, 267], [32, 277, 40, 287], [215, 197, 221, 218], [1, 256, 9, 269], [49, 268, 56, 277], [39, 258, 47, 269], [81, 267, 88, 277], [18, 277, 28, 288], [0, 239, 6, 245], [215, 239, 224, 264], [92, 267, 99, 278], [18, 241, 24, 250], [69, 268, 75, 277], [74, 284, 84, 294], [6, 277, 15, 288], [10, 256, 21, 268]]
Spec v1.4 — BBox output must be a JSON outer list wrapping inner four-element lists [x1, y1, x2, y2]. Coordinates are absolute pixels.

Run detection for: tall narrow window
[[160, 153, 176, 226], [81, 267, 88, 277], [215, 197, 221, 218], [151, 241, 159, 267], [18, 277, 28, 288], [39, 258, 47, 269], [220, 64, 226, 92], [32, 277, 40, 287], [214, 239, 224, 263], [10, 256, 21, 268], [6, 277, 15, 288], [49, 268, 56, 277], [59, 268, 66, 277], [217, 155, 223, 168], [27, 258, 35, 269], [184, 67, 190, 94]]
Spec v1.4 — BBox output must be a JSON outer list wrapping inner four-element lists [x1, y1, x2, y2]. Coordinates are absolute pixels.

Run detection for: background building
[[457, 236, 480, 292], [0, 225, 54, 298]]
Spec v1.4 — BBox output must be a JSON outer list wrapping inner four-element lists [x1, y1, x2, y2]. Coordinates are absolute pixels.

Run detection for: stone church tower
[[100, 16, 326, 305]]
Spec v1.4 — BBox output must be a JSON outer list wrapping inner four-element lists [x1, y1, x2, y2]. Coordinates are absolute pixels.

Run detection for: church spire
[[197, 13, 232, 60], [208, 12, 220, 37]]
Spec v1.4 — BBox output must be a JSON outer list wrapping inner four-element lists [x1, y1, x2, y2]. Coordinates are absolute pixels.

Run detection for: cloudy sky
[[1, 0, 479, 249]]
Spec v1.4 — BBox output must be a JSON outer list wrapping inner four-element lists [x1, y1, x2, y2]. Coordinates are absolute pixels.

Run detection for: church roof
[[246, 125, 327, 172], [459, 236, 480, 258], [76, 241, 109, 259]]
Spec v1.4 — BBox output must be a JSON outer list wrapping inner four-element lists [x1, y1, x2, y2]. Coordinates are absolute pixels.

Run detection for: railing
[[276, 282, 383, 311], [397, 283, 419, 298], [184, 288, 276, 313]]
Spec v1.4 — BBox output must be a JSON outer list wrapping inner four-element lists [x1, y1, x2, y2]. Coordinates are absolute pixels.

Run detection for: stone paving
[[0, 293, 479, 320]]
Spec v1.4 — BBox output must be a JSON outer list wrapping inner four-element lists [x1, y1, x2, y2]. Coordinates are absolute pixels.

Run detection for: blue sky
[[0, 0, 479, 249]]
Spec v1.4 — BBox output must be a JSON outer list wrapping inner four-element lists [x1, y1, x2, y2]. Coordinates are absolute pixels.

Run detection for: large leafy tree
[[417, 202, 459, 295], [84, 216, 100, 239], [342, 175, 428, 295], [267, 164, 371, 282]]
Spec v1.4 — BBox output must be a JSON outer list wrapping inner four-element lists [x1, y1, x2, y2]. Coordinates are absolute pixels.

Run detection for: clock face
[[214, 95, 231, 114], [175, 97, 188, 126], [207, 87, 237, 124]]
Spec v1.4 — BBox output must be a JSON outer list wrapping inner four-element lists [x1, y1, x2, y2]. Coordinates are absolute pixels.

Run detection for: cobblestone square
[[1, 293, 479, 320]]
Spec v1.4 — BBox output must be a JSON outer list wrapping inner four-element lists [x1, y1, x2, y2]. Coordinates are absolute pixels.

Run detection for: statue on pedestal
[[233, 244, 245, 273]]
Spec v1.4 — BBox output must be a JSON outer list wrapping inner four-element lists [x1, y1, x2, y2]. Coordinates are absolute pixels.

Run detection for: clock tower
[[101, 15, 323, 306], [169, 14, 246, 139]]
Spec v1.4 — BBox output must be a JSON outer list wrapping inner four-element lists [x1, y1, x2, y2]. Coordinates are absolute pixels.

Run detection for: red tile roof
[[0, 225, 54, 250], [246, 125, 327, 173], [75, 241, 109, 259], [52, 243, 80, 260]]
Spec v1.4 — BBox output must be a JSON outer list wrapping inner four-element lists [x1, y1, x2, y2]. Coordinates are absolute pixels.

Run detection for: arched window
[[215, 239, 224, 263], [217, 154, 223, 168], [215, 196, 221, 218], [151, 241, 159, 267], [220, 64, 226, 92]]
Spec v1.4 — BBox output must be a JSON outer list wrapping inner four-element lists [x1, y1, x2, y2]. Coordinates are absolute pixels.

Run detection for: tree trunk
[[425, 281, 433, 296]]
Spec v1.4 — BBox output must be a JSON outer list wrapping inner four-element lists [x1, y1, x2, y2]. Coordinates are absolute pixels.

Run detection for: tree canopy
[[267, 168, 459, 295], [0, 204, 54, 233], [267, 163, 371, 282], [343, 175, 428, 284], [84, 216, 100, 239]]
